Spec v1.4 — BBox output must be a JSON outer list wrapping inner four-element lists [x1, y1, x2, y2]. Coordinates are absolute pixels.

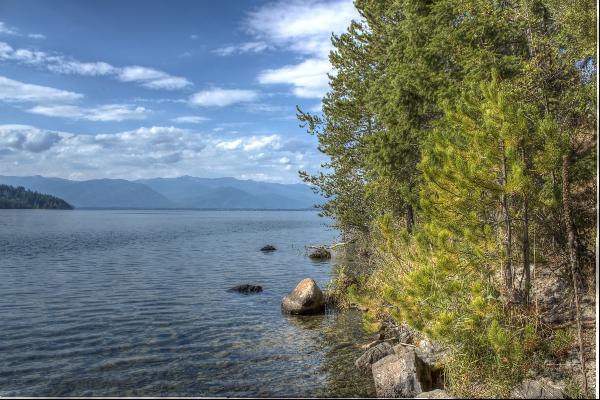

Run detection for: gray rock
[[372, 347, 424, 398], [228, 284, 263, 294], [372, 345, 446, 398], [355, 342, 394, 372], [308, 247, 331, 259], [281, 278, 325, 315], [396, 324, 415, 344], [511, 379, 564, 399], [416, 389, 453, 398], [415, 339, 447, 369]]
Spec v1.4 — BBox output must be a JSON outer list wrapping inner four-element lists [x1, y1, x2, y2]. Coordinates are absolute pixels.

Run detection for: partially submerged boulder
[[308, 246, 331, 260], [510, 379, 564, 399], [228, 284, 263, 294], [355, 342, 395, 372], [260, 244, 276, 252], [282, 278, 325, 315], [371, 345, 445, 398]]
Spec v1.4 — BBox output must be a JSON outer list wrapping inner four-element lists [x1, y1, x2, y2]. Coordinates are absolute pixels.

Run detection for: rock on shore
[[281, 278, 325, 315], [355, 342, 395, 373]]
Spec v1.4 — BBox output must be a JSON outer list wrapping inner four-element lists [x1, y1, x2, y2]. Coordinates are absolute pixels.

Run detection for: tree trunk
[[523, 197, 530, 304], [405, 203, 414, 234], [500, 139, 513, 296], [561, 152, 588, 394]]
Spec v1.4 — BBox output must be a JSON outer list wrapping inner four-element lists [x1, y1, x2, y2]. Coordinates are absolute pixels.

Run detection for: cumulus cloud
[[241, 134, 281, 151], [0, 41, 191, 90], [216, 138, 243, 150], [189, 88, 259, 107], [246, 0, 358, 57], [0, 124, 324, 182], [247, 0, 360, 98], [28, 104, 149, 121], [258, 58, 330, 98], [0, 124, 62, 153], [0, 75, 83, 103]]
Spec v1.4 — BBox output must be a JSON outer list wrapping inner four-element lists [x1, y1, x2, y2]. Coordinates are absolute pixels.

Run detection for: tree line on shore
[[0, 184, 73, 209], [300, 0, 595, 397]]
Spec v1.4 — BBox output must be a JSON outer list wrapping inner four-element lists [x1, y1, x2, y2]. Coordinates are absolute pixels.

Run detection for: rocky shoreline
[[244, 244, 577, 398]]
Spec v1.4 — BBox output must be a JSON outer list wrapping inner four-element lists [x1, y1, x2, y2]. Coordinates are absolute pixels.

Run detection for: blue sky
[[0, 0, 360, 182]]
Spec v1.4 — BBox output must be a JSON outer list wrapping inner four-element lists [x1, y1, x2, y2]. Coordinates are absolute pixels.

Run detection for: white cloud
[[246, 0, 359, 57], [28, 104, 149, 121], [0, 22, 18, 36], [190, 34, 199, 40], [0, 21, 45, 39], [189, 88, 259, 107], [247, 0, 360, 98], [0, 75, 83, 103], [117, 66, 193, 90], [258, 58, 330, 98], [242, 134, 281, 151], [0, 124, 62, 153], [216, 138, 243, 150], [171, 116, 210, 124], [48, 61, 115, 76], [0, 41, 191, 90], [0, 124, 324, 182], [214, 41, 270, 56]]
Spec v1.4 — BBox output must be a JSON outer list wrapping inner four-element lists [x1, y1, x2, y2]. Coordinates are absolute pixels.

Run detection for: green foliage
[[550, 328, 574, 358], [0, 185, 73, 209], [304, 0, 596, 396]]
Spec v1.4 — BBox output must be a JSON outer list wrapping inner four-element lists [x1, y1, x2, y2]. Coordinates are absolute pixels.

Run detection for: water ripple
[[0, 210, 375, 397]]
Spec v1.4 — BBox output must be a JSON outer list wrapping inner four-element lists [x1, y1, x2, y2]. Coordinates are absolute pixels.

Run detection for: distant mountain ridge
[[0, 175, 322, 210]]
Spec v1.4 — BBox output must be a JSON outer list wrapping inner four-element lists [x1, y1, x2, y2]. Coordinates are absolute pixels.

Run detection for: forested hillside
[[301, 0, 596, 397], [0, 185, 73, 209]]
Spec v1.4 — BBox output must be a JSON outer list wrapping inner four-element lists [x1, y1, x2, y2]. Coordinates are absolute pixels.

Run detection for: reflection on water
[[0, 210, 375, 397]]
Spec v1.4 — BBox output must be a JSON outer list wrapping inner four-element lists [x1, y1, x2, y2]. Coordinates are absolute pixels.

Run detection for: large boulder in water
[[260, 244, 276, 252], [282, 278, 325, 315], [228, 284, 263, 294], [308, 246, 331, 260]]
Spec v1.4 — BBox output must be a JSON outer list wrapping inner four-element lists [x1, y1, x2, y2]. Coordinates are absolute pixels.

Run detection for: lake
[[0, 210, 376, 397]]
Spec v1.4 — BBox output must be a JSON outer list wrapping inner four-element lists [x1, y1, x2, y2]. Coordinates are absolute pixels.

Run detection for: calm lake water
[[0, 210, 376, 397]]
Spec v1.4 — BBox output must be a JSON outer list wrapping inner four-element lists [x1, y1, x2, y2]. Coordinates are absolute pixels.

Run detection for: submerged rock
[[510, 379, 564, 399], [281, 278, 325, 315], [228, 284, 263, 294], [355, 342, 395, 372], [308, 247, 331, 260], [260, 244, 276, 252]]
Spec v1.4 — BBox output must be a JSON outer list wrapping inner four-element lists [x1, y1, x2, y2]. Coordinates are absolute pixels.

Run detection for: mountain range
[[0, 175, 323, 209]]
